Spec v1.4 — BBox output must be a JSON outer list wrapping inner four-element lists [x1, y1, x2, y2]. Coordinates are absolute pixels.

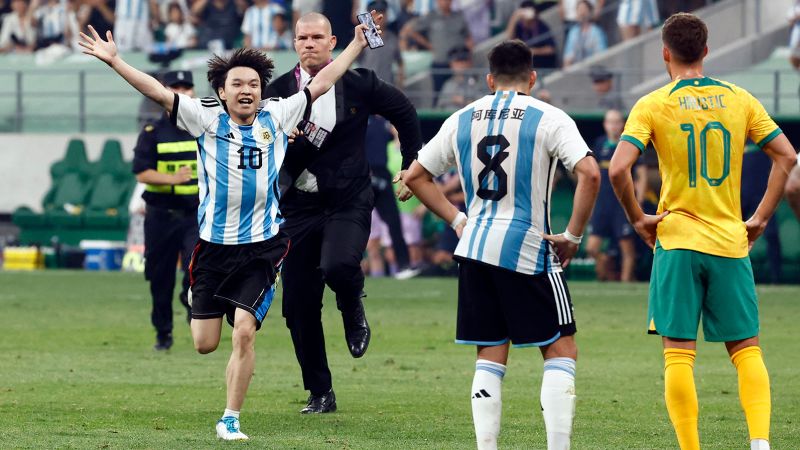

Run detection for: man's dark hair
[[662, 13, 707, 64], [207, 48, 275, 95], [488, 40, 533, 84]]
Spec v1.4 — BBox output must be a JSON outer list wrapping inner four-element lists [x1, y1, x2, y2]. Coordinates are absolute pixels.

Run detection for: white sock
[[541, 357, 576, 450], [471, 359, 506, 450], [751, 439, 770, 450], [222, 408, 239, 419]]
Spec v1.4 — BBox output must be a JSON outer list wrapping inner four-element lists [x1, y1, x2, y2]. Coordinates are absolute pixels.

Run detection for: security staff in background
[[265, 12, 422, 414], [132, 70, 199, 351]]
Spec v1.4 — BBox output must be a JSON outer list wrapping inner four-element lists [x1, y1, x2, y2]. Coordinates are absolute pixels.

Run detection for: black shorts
[[188, 233, 290, 329], [455, 258, 576, 347]]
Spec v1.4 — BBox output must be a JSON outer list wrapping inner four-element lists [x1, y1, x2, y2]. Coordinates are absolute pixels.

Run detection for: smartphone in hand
[[357, 12, 384, 49]]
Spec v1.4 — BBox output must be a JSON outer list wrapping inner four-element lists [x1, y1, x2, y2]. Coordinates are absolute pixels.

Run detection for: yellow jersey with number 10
[[621, 77, 782, 258]]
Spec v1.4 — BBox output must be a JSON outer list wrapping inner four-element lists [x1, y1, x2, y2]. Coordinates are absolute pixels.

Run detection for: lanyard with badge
[[294, 64, 331, 149]]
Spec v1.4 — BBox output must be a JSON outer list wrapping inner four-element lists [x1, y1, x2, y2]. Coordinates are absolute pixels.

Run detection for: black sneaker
[[154, 333, 173, 351]]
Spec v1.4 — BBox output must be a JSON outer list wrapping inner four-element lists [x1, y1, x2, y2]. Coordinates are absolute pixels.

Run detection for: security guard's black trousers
[[281, 186, 373, 395], [144, 206, 198, 337]]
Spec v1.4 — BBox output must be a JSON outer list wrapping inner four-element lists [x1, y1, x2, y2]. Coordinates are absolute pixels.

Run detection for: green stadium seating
[[50, 139, 90, 180], [82, 172, 133, 228], [91, 139, 129, 177]]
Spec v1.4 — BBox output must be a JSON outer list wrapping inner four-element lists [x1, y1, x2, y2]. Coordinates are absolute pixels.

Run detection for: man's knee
[[320, 260, 361, 290], [232, 321, 257, 352], [194, 338, 219, 354]]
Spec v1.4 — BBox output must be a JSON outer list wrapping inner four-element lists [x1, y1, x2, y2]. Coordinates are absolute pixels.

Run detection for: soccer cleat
[[394, 266, 421, 280], [216, 416, 249, 440]]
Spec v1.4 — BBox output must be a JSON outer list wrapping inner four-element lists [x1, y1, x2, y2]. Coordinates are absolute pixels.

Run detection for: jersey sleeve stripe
[[621, 135, 645, 153], [170, 93, 179, 127], [756, 128, 783, 149]]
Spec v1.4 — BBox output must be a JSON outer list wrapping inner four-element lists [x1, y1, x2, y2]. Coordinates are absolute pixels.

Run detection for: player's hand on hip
[[744, 215, 767, 251], [78, 25, 118, 66], [393, 170, 414, 201], [633, 210, 669, 249], [542, 233, 579, 268], [173, 165, 192, 184]]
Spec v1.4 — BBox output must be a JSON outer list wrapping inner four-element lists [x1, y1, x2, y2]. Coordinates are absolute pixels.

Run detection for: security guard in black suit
[[132, 70, 199, 351]]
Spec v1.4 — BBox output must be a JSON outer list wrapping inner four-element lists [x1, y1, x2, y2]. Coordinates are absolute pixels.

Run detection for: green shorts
[[648, 242, 759, 342]]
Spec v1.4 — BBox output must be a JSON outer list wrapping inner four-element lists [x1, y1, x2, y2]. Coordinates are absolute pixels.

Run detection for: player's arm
[[405, 161, 465, 236], [78, 25, 174, 112], [609, 141, 668, 248], [404, 118, 464, 235], [745, 133, 798, 247], [305, 12, 381, 102]]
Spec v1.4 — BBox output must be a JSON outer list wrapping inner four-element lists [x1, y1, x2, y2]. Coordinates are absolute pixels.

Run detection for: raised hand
[[78, 25, 118, 66], [353, 10, 383, 48], [744, 215, 767, 251]]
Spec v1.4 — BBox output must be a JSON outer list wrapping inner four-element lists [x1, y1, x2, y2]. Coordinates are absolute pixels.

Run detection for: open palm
[[78, 25, 118, 65]]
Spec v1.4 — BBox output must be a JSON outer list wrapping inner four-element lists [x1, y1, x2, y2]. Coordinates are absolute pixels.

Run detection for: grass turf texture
[[0, 272, 798, 449]]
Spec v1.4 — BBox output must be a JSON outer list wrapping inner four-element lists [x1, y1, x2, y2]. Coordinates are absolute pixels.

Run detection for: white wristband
[[563, 229, 583, 244], [450, 212, 467, 230]]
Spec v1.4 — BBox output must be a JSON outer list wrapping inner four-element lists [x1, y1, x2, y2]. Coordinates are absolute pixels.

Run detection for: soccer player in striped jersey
[[79, 14, 380, 440], [405, 40, 600, 450], [609, 13, 797, 450]]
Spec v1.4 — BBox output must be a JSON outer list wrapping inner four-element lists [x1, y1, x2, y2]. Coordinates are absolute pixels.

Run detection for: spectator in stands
[[163, 1, 195, 49], [455, 0, 490, 44], [0, 0, 11, 18], [590, 65, 624, 110], [506, 1, 557, 69], [241, 0, 284, 51], [402, 0, 472, 100], [616, 0, 659, 41], [191, 0, 245, 50], [788, 1, 800, 69], [0, 0, 36, 53], [586, 109, 644, 282], [435, 46, 484, 110], [559, 0, 603, 40], [266, 11, 292, 50], [77, 0, 115, 38], [563, 0, 606, 67], [31, 0, 66, 49], [358, 0, 404, 86], [535, 87, 552, 103], [113, 0, 154, 51]]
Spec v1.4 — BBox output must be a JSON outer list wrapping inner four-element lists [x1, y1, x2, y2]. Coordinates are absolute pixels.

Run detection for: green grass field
[[0, 272, 798, 449]]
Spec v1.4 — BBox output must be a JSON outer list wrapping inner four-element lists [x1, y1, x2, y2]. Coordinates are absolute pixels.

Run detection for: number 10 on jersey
[[680, 121, 731, 188]]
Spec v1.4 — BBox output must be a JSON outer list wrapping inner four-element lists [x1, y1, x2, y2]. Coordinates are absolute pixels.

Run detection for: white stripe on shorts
[[548, 273, 565, 325]]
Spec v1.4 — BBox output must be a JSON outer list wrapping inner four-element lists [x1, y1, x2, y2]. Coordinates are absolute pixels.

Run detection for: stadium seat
[[92, 139, 129, 177], [43, 172, 91, 227], [82, 173, 133, 228], [50, 139, 91, 180]]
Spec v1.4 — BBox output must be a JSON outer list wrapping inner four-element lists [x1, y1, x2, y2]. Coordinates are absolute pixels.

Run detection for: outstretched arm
[[79, 25, 174, 112], [305, 13, 380, 102]]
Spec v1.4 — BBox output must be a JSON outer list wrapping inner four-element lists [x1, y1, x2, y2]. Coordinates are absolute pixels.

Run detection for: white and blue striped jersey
[[241, 4, 285, 49], [417, 91, 592, 275], [115, 0, 150, 20], [35, 1, 67, 39], [173, 90, 310, 245]]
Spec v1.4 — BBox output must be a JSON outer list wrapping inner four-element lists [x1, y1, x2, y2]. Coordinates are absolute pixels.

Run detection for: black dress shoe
[[300, 390, 337, 414], [342, 300, 370, 358], [154, 333, 173, 351]]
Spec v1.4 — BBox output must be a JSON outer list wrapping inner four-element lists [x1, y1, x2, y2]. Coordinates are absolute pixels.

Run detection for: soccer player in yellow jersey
[[609, 13, 797, 450]]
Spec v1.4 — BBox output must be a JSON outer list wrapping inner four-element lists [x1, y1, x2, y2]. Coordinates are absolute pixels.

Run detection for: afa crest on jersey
[[261, 130, 274, 143]]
